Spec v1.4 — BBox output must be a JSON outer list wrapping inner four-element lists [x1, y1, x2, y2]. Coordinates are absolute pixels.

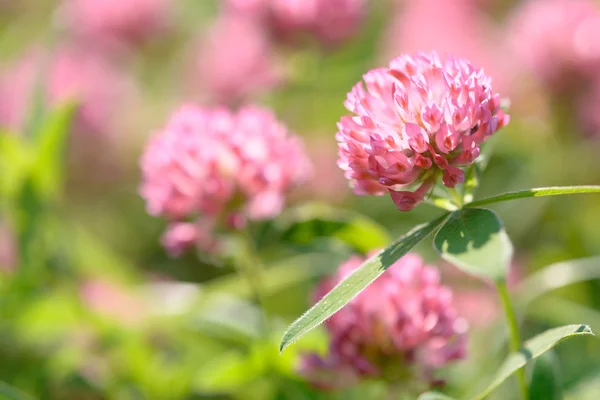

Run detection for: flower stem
[[234, 230, 272, 334], [423, 195, 459, 211], [496, 282, 529, 400], [445, 187, 464, 208]]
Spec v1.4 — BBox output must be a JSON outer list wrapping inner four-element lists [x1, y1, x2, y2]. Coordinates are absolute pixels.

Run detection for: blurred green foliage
[[1, 0, 600, 399]]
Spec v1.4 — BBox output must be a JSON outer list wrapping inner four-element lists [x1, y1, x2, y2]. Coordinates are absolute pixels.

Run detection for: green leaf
[[529, 351, 562, 400], [0, 381, 36, 400], [12, 102, 77, 267], [15, 177, 46, 270], [433, 208, 512, 282], [22, 51, 50, 141], [0, 134, 32, 199], [279, 213, 448, 353], [418, 393, 456, 400], [514, 256, 600, 307], [465, 186, 600, 208], [278, 203, 391, 253], [31, 101, 77, 198], [471, 324, 594, 400]]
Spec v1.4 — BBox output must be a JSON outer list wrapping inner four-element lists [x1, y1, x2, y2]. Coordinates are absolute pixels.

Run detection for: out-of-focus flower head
[[336, 51, 509, 211], [225, 0, 367, 47], [508, 0, 600, 91], [58, 0, 172, 50], [300, 252, 468, 390], [140, 105, 311, 256], [382, 0, 510, 93], [81, 279, 147, 326], [160, 222, 219, 257], [194, 13, 284, 104], [0, 46, 132, 137]]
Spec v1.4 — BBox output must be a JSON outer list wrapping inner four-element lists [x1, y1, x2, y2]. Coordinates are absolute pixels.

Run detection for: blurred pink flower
[[194, 14, 284, 104], [81, 279, 146, 325], [508, 0, 600, 91], [225, 0, 366, 47], [225, 0, 267, 15], [0, 224, 16, 273], [336, 51, 509, 211], [0, 46, 132, 137], [140, 105, 311, 256], [382, 0, 510, 93], [59, 0, 172, 49], [300, 252, 468, 389], [161, 222, 218, 257], [273, 0, 367, 46]]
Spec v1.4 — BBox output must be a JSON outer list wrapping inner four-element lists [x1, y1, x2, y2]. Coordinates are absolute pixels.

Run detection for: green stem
[[423, 195, 459, 212], [446, 187, 464, 208], [465, 186, 600, 208], [233, 230, 272, 334], [497, 282, 529, 400]]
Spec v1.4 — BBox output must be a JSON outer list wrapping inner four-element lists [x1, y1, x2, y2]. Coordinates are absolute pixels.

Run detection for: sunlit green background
[[1, 0, 599, 399]]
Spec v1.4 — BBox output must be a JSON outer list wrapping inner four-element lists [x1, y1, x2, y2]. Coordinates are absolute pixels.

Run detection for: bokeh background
[[1, 0, 600, 399]]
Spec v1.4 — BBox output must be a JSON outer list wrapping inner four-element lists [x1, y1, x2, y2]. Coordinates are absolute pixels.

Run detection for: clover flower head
[[336, 51, 509, 211], [300, 252, 468, 389], [140, 105, 311, 256]]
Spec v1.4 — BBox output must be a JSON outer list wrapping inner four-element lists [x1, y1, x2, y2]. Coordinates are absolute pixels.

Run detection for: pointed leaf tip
[[471, 324, 594, 400], [279, 213, 449, 353]]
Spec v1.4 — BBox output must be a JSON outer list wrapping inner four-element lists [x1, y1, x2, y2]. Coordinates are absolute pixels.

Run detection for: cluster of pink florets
[[336, 51, 509, 211], [300, 252, 468, 389], [139, 105, 311, 256]]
